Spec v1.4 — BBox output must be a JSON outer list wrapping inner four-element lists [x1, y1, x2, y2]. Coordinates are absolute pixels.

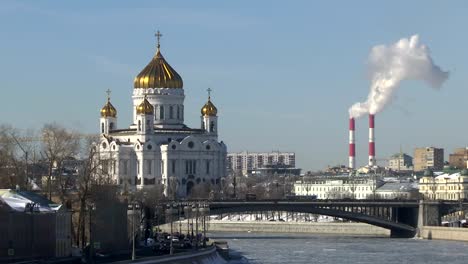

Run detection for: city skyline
[[1, 1, 468, 170]]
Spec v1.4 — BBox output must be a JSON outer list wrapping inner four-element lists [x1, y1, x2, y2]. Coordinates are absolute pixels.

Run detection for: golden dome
[[133, 48, 183, 89], [201, 97, 218, 116], [100, 99, 117, 118], [136, 95, 154, 115]]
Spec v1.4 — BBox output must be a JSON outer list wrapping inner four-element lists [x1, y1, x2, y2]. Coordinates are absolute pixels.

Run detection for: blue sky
[[1, 0, 467, 171]]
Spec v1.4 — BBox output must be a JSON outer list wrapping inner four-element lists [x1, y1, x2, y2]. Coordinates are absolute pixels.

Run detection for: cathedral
[[98, 31, 227, 198]]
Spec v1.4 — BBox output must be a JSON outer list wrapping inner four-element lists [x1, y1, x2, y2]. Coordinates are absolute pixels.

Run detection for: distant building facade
[[419, 170, 468, 200], [375, 182, 419, 199], [388, 153, 413, 171], [227, 151, 296, 176], [449, 148, 468, 169], [414, 147, 444, 172], [293, 176, 383, 199]]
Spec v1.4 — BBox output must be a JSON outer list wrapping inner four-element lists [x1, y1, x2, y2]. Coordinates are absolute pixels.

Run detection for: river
[[210, 233, 468, 264]]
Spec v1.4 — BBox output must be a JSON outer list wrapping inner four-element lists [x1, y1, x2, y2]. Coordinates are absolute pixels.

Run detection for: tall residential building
[[387, 153, 413, 171], [413, 147, 444, 172], [227, 151, 296, 175], [449, 148, 468, 169]]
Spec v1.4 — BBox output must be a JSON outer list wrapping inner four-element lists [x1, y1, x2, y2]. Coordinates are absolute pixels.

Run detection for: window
[[185, 160, 197, 174], [147, 160, 152, 174], [188, 141, 194, 148], [123, 160, 128, 175], [160, 106, 164, 119], [136, 160, 140, 175], [172, 160, 176, 174], [109, 122, 114, 130], [169, 106, 174, 119], [146, 119, 150, 131], [177, 106, 180, 119], [206, 160, 210, 174], [101, 123, 105, 133], [210, 121, 215, 132], [138, 120, 141, 131]]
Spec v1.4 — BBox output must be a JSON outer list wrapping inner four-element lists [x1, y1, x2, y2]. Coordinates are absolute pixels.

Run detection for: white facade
[[227, 151, 296, 175], [97, 43, 227, 198], [419, 172, 468, 200], [293, 177, 382, 199]]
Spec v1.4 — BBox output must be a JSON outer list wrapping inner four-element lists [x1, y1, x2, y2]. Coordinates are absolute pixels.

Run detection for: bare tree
[[41, 123, 80, 200]]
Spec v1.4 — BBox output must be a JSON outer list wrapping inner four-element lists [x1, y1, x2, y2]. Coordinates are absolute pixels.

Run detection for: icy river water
[[210, 233, 468, 264]]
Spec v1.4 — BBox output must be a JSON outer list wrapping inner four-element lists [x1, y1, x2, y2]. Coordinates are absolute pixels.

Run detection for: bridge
[[160, 199, 468, 238]]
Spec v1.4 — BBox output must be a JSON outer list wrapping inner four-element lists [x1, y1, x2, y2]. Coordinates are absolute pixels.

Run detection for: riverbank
[[161, 221, 390, 236], [113, 246, 226, 264], [419, 226, 468, 242]]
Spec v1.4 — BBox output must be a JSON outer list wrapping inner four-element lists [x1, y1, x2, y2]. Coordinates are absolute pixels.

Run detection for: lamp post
[[88, 203, 96, 264], [184, 206, 192, 236], [130, 201, 141, 261], [165, 206, 177, 255], [199, 205, 210, 248]]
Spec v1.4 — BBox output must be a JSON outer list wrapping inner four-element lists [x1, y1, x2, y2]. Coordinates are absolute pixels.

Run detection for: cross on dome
[[106, 89, 112, 101], [155, 30, 163, 49], [207, 88, 212, 99]]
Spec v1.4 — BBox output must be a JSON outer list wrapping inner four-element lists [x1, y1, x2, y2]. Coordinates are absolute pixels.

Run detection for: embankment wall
[[113, 246, 225, 264], [419, 226, 468, 242], [162, 221, 390, 236]]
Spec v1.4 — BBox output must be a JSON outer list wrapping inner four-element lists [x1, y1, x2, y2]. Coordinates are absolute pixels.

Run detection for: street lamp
[[184, 206, 192, 236], [199, 205, 210, 248], [131, 201, 140, 261], [165, 206, 178, 255]]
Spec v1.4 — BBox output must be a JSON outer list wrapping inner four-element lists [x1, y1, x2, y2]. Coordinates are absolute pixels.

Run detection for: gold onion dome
[[100, 98, 117, 118], [136, 96, 154, 115], [201, 97, 218, 116], [134, 31, 183, 89]]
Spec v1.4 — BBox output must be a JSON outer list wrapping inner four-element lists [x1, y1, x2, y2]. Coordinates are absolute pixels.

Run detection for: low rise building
[[293, 176, 383, 199], [0, 189, 71, 260], [449, 148, 468, 169], [388, 153, 413, 171], [419, 169, 468, 200], [375, 182, 419, 199]]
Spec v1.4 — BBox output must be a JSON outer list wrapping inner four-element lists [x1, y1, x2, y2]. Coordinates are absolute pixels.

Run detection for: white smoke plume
[[349, 35, 449, 118]]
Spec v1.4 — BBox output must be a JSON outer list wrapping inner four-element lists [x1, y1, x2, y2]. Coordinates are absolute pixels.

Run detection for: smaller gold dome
[[201, 97, 218, 116], [100, 99, 117, 118], [136, 96, 154, 115]]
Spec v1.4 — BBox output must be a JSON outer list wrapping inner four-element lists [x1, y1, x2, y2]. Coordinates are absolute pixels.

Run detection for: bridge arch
[[207, 202, 417, 238]]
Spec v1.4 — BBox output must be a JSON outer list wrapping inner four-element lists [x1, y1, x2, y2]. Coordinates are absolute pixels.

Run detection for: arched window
[[210, 121, 215, 132], [160, 106, 164, 120], [101, 123, 105, 133], [109, 122, 114, 130], [146, 119, 150, 131], [138, 120, 141, 131], [154, 105, 158, 119], [177, 106, 180, 119], [169, 106, 174, 119]]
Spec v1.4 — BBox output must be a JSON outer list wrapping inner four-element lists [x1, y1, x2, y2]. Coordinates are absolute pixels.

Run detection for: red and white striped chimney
[[349, 117, 356, 169], [369, 114, 376, 167]]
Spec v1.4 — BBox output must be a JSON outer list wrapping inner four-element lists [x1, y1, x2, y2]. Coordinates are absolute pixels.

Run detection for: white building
[[419, 169, 468, 200], [293, 177, 383, 199], [97, 33, 227, 198], [227, 151, 296, 175], [387, 153, 413, 171]]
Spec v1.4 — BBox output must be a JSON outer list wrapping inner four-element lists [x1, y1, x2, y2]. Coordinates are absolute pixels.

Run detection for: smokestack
[[349, 117, 355, 169], [369, 114, 376, 167]]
